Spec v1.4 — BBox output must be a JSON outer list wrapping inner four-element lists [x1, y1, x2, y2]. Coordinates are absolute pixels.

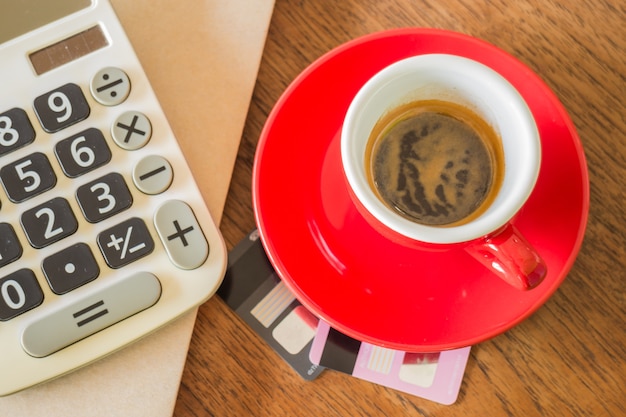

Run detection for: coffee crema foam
[[366, 100, 504, 226]]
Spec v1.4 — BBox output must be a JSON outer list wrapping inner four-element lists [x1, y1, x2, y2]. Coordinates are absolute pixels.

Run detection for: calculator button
[[0, 152, 57, 202], [154, 200, 209, 270], [0, 269, 44, 321], [76, 172, 133, 223], [0, 108, 36, 157], [97, 217, 155, 268], [90, 67, 131, 106], [0, 223, 23, 268], [132, 155, 173, 195], [33, 83, 90, 133], [21, 197, 78, 249], [21, 271, 162, 358], [42, 243, 100, 295], [111, 111, 152, 150], [55, 128, 112, 178]]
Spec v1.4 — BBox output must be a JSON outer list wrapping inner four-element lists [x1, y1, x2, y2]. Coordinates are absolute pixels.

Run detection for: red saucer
[[252, 28, 589, 351]]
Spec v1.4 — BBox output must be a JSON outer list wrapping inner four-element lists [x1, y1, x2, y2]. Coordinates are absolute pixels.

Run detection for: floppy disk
[[310, 321, 470, 405], [219, 229, 471, 403], [218, 230, 323, 380]]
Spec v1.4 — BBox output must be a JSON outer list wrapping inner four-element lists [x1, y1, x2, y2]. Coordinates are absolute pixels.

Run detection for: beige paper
[[0, 0, 275, 415]]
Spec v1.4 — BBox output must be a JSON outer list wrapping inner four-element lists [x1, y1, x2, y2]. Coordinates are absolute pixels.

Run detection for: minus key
[[132, 155, 174, 195]]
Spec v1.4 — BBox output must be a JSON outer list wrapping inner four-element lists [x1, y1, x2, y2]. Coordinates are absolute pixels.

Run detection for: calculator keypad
[[0, 67, 211, 351]]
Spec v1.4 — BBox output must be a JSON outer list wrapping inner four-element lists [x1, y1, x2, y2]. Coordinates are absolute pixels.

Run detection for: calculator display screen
[[0, 0, 92, 44], [29, 26, 109, 75]]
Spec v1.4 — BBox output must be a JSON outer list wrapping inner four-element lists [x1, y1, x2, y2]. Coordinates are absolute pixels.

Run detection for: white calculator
[[0, 0, 227, 395]]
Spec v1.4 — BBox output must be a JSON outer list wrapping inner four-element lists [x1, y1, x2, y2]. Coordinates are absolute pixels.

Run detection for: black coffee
[[366, 100, 503, 226]]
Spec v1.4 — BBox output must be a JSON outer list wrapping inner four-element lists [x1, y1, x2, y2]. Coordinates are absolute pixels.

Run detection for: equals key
[[90, 67, 131, 106], [21, 272, 162, 358]]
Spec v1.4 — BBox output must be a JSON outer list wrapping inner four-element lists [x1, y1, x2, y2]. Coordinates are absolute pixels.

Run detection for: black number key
[[34, 83, 90, 133], [21, 197, 78, 249], [0, 269, 44, 321], [55, 128, 112, 178], [0, 108, 36, 157], [42, 243, 100, 295], [0, 223, 23, 268], [0, 152, 57, 202], [76, 172, 133, 223], [97, 217, 154, 268]]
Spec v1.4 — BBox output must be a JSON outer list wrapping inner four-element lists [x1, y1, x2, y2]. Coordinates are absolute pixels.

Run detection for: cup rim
[[341, 53, 541, 244]]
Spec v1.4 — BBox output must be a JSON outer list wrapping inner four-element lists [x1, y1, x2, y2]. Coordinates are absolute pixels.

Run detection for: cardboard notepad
[[0, 0, 275, 415]]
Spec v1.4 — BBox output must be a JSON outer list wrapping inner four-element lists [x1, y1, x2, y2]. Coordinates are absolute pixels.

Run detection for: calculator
[[0, 0, 227, 396]]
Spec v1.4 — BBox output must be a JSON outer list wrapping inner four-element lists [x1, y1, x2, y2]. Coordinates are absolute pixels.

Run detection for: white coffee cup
[[341, 54, 546, 290]]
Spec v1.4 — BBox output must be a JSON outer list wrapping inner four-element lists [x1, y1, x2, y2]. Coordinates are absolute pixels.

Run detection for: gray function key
[[90, 67, 131, 106], [111, 111, 151, 150], [154, 200, 209, 270], [132, 155, 173, 195], [21, 272, 161, 358]]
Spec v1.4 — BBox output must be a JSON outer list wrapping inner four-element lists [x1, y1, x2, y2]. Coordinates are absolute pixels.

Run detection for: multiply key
[[111, 111, 152, 150]]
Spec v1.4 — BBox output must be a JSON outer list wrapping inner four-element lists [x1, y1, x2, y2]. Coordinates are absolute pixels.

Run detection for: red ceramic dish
[[252, 28, 589, 351]]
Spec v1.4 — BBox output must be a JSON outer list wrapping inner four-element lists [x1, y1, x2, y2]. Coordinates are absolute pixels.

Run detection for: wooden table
[[174, 0, 625, 415]]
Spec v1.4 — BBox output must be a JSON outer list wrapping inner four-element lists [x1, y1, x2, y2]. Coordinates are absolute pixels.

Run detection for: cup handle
[[465, 223, 547, 290]]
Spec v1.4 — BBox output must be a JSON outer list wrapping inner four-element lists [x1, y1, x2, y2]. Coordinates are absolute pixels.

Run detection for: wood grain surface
[[174, 0, 625, 415]]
